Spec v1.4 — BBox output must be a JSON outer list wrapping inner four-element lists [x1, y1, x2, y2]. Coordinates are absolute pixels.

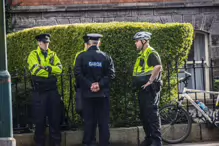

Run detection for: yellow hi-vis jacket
[[27, 47, 62, 78], [73, 49, 86, 67], [133, 46, 160, 77]]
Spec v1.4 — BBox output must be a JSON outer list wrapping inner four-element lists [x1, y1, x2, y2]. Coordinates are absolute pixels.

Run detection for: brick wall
[[15, 0, 180, 6]]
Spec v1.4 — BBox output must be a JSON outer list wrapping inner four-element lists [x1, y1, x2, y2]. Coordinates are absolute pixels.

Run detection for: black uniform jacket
[[74, 46, 115, 98]]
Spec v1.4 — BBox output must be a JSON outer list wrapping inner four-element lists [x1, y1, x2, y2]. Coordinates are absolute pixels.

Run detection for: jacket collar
[[88, 45, 100, 51], [36, 46, 52, 54], [139, 46, 153, 57]]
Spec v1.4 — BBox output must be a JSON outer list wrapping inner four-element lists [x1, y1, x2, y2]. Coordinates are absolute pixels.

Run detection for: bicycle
[[160, 70, 219, 144]]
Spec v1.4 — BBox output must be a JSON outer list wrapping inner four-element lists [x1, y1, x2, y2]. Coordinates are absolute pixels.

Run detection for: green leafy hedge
[[7, 22, 194, 127]]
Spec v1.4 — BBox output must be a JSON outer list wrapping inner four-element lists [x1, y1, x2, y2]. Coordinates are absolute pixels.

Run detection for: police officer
[[132, 32, 162, 146], [74, 33, 115, 146], [73, 42, 97, 145], [27, 33, 63, 146], [73, 48, 87, 117]]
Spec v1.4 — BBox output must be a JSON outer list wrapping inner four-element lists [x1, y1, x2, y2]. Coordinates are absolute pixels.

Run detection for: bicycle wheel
[[159, 104, 192, 144]]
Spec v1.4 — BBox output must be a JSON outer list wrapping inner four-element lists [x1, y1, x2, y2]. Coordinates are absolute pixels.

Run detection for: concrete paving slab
[[166, 141, 219, 146]]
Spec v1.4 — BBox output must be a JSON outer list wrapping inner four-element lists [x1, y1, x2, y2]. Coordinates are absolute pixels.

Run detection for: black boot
[[140, 137, 152, 146], [149, 140, 162, 146], [91, 137, 97, 146]]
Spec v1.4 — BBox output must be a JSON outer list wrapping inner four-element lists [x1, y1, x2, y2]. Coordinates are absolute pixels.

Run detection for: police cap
[[83, 33, 103, 43], [35, 33, 51, 43]]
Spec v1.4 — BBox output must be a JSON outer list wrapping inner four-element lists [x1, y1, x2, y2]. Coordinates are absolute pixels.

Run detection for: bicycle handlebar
[[179, 70, 192, 83]]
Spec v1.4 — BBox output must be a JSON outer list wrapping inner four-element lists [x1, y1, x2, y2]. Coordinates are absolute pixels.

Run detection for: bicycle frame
[[179, 88, 219, 123]]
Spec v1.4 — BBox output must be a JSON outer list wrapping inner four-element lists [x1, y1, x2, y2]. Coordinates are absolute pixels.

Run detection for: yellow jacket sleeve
[[49, 53, 63, 75], [73, 50, 85, 67], [27, 51, 49, 78]]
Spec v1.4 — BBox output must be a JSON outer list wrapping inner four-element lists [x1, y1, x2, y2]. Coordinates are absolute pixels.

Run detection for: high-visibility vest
[[133, 47, 160, 76]]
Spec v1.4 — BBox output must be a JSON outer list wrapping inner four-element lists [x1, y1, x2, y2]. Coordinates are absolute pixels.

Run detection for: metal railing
[[10, 58, 219, 134]]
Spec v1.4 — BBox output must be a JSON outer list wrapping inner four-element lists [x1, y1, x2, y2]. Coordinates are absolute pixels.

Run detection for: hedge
[[7, 22, 194, 127]]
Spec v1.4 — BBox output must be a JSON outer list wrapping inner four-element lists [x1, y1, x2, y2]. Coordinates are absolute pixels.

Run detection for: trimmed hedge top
[[7, 22, 193, 71], [7, 22, 194, 126]]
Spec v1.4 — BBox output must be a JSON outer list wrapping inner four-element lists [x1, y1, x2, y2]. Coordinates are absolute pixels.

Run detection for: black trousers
[[76, 89, 97, 144], [138, 87, 162, 146], [32, 90, 62, 146], [83, 97, 110, 146]]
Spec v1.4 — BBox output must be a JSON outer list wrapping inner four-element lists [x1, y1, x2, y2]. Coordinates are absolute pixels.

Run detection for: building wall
[[9, 0, 219, 62], [15, 0, 179, 6]]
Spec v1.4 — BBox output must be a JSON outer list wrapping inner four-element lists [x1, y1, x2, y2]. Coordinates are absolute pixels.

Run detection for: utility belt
[[83, 90, 106, 98], [133, 75, 163, 93], [151, 80, 163, 93], [143, 80, 163, 98], [31, 76, 58, 92]]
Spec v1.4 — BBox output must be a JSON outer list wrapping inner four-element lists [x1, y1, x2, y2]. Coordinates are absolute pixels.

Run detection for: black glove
[[45, 66, 52, 73]]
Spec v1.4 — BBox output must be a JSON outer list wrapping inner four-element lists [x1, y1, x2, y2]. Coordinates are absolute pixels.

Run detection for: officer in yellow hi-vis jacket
[[73, 48, 86, 117], [132, 32, 163, 146], [27, 33, 62, 146]]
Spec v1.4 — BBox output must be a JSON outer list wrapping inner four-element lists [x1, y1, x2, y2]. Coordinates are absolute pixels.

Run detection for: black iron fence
[[172, 58, 219, 111], [10, 58, 219, 134]]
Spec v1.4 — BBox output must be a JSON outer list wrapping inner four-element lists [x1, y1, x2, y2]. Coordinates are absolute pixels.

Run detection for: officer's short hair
[[83, 33, 103, 44], [89, 40, 99, 45], [35, 33, 51, 43]]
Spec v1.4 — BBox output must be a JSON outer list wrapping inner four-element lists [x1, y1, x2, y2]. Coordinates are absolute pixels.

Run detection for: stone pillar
[[0, 138, 16, 146]]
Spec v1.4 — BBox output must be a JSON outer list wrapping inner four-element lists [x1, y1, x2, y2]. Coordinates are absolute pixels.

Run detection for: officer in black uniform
[[74, 33, 115, 146], [73, 43, 97, 145], [27, 34, 63, 146]]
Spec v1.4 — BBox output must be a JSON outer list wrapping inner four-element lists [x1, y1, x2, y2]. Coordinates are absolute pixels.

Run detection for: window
[[179, 31, 210, 95]]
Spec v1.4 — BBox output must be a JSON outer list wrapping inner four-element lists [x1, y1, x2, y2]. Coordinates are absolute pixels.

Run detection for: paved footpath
[[111, 142, 219, 146], [166, 142, 219, 146]]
